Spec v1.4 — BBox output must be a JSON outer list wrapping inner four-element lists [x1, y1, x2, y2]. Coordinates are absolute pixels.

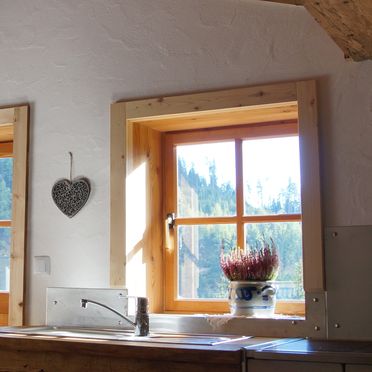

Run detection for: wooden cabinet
[[247, 359, 343, 372], [0, 336, 242, 372], [346, 365, 372, 372], [0, 348, 241, 372]]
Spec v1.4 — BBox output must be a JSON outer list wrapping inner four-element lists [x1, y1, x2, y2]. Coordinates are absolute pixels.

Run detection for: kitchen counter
[[0, 329, 278, 372], [2, 329, 372, 371]]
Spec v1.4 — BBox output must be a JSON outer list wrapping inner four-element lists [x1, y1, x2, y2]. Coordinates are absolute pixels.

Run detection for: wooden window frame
[[163, 121, 304, 314], [110, 81, 323, 326], [0, 106, 29, 326]]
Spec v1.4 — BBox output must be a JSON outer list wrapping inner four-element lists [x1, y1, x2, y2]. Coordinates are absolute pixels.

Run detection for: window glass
[[177, 142, 236, 217], [178, 224, 236, 299], [243, 136, 301, 215], [245, 222, 304, 300]]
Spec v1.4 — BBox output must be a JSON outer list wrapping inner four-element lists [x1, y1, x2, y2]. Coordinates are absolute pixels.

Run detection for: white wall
[[0, 0, 371, 325]]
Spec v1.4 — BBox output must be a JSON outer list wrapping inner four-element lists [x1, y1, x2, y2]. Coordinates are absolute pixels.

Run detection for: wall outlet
[[34, 256, 51, 274]]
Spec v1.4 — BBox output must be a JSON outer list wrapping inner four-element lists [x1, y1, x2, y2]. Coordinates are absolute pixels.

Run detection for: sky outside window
[[243, 136, 301, 215]]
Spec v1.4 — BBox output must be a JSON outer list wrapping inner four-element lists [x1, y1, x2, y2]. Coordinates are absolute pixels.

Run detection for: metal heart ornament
[[52, 177, 91, 218]]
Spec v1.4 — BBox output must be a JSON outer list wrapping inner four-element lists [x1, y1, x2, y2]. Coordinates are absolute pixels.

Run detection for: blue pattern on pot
[[229, 281, 277, 317]]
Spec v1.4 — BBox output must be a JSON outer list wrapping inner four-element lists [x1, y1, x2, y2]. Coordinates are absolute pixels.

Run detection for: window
[[0, 106, 29, 326], [111, 80, 325, 337], [164, 121, 304, 314], [0, 129, 13, 326], [0, 146, 13, 291]]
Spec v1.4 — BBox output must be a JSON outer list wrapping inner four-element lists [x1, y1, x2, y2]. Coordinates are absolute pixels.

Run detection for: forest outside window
[[164, 122, 304, 314]]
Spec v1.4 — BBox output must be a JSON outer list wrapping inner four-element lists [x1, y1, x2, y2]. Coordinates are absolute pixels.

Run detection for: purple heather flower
[[220, 239, 279, 281]]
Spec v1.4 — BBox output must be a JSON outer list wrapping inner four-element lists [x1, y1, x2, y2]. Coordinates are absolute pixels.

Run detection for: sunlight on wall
[[125, 162, 147, 297]]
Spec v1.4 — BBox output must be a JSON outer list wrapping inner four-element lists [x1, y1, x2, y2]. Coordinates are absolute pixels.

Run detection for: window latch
[[166, 213, 176, 228]]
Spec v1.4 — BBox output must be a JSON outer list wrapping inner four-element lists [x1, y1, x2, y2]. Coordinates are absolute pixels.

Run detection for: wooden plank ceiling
[[262, 0, 372, 61]]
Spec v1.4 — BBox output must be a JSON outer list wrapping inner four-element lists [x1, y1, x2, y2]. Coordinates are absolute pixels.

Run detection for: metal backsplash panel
[[325, 226, 372, 340], [46, 287, 128, 327]]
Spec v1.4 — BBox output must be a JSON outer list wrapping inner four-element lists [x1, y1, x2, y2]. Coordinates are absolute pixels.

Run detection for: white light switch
[[34, 256, 51, 274]]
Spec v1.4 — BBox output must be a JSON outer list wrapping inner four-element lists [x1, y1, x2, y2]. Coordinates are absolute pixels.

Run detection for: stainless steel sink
[[0, 326, 251, 346]]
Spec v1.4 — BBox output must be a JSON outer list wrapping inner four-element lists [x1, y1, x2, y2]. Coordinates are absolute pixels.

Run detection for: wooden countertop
[[249, 339, 372, 364]]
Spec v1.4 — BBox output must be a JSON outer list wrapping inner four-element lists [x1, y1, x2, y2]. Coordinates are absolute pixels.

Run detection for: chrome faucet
[[80, 297, 149, 336]]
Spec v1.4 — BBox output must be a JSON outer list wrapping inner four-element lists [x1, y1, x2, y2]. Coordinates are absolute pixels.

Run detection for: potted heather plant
[[220, 238, 279, 317]]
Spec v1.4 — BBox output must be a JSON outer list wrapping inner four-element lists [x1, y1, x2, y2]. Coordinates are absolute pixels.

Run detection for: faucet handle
[[134, 297, 149, 337], [136, 297, 148, 313]]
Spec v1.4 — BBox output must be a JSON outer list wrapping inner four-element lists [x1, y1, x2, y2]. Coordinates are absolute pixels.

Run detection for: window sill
[[162, 300, 305, 317]]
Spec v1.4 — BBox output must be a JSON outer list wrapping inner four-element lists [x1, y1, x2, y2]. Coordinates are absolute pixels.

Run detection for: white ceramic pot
[[228, 281, 277, 317]]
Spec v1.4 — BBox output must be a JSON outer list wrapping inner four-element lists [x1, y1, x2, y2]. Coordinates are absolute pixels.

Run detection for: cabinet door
[[247, 359, 343, 372], [346, 365, 372, 372]]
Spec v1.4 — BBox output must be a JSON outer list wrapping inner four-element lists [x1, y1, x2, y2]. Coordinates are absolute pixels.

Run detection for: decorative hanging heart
[[52, 177, 91, 218]]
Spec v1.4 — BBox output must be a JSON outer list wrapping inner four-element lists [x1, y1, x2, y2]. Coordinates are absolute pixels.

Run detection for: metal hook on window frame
[[166, 212, 176, 228]]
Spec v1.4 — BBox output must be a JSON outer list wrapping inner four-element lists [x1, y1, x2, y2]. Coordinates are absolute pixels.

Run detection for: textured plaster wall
[[0, 0, 372, 325]]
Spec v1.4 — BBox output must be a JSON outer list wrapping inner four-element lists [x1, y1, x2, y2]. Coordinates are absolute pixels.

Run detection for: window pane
[[245, 222, 304, 300], [0, 227, 11, 291], [178, 224, 236, 299], [177, 142, 236, 217], [0, 158, 13, 220], [243, 136, 301, 215]]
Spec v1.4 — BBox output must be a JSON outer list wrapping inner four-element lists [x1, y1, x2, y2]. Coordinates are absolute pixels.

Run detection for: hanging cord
[[69, 151, 73, 181]]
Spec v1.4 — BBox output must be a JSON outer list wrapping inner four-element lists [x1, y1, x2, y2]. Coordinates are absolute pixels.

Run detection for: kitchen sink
[[0, 326, 252, 346]]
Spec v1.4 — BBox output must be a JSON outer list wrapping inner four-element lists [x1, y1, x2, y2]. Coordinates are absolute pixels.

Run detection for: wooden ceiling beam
[[262, 0, 304, 5], [304, 0, 372, 61], [262, 0, 372, 61]]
